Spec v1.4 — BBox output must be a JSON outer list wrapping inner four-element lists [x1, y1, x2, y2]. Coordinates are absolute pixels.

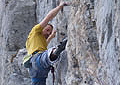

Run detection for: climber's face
[[42, 24, 53, 39]]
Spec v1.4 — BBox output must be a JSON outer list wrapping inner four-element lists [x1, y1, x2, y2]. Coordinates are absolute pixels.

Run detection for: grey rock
[[0, 0, 120, 85]]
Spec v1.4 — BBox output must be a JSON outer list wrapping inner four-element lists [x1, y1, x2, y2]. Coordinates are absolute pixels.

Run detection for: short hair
[[47, 23, 53, 29]]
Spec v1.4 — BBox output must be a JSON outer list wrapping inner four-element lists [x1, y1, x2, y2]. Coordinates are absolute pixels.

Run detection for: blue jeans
[[29, 48, 58, 85]]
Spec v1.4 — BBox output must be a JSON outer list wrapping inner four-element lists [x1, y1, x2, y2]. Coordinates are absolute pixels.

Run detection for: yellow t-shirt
[[26, 24, 48, 55]]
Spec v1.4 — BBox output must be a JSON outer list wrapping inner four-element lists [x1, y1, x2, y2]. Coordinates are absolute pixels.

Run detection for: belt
[[32, 50, 40, 55]]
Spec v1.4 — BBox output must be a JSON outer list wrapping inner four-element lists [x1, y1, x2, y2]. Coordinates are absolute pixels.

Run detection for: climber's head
[[42, 24, 53, 39]]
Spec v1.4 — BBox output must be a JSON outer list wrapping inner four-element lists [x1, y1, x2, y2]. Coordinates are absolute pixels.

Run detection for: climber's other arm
[[47, 30, 56, 44]]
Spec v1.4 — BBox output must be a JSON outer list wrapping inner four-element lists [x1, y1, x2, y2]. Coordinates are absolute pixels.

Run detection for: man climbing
[[25, 1, 70, 85]]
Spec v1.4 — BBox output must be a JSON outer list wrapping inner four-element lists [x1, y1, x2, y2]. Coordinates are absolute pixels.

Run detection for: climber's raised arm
[[40, 1, 70, 28]]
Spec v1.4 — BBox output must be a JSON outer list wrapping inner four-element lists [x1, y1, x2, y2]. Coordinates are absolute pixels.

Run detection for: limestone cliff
[[0, 0, 120, 85]]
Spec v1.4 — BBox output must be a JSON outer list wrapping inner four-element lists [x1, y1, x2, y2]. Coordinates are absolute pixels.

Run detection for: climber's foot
[[53, 38, 67, 56]]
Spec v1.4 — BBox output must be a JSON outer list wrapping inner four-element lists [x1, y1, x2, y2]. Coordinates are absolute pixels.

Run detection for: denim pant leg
[[32, 80, 46, 85], [29, 48, 56, 85]]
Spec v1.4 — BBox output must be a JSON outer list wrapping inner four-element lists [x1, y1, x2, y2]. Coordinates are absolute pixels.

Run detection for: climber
[[24, 1, 70, 85]]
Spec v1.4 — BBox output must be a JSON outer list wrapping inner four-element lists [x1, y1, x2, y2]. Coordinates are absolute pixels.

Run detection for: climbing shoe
[[53, 38, 67, 56], [50, 38, 67, 61]]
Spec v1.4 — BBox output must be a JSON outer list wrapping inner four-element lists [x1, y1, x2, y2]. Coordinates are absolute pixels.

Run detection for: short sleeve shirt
[[26, 24, 47, 55]]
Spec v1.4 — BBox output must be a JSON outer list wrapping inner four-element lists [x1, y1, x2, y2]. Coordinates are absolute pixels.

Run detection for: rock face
[[0, 0, 120, 85], [95, 0, 120, 85], [1, 0, 36, 51], [0, 0, 36, 85]]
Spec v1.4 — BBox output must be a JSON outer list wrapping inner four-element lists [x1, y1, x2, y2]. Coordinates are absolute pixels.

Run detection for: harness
[[50, 66, 55, 85]]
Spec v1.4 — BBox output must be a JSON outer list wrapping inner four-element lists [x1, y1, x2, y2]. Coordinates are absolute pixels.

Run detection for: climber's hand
[[50, 30, 56, 39], [63, 2, 72, 6], [47, 30, 56, 44], [59, 1, 71, 7]]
